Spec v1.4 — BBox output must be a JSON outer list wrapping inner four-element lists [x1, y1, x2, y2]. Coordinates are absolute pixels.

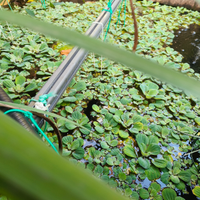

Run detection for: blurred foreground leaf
[[0, 112, 128, 200]]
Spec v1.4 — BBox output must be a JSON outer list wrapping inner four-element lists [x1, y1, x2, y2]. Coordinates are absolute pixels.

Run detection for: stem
[[129, 0, 138, 52]]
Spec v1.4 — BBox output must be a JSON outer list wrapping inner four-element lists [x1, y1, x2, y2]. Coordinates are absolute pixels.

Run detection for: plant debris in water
[[1, 0, 200, 199]]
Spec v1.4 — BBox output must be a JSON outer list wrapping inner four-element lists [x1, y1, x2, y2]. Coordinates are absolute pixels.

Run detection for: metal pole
[[29, 0, 122, 126]]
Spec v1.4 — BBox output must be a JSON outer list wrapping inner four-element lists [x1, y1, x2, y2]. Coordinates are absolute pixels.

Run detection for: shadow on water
[[170, 23, 200, 73]]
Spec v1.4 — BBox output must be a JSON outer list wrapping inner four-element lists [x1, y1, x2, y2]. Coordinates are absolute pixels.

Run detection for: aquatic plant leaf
[[119, 130, 129, 139], [62, 135, 73, 145], [175, 197, 185, 200], [123, 145, 137, 158], [170, 175, 180, 184], [3, 80, 15, 88], [65, 121, 76, 130], [175, 181, 185, 190], [125, 188, 132, 196], [146, 89, 159, 99], [145, 166, 160, 181], [133, 122, 143, 131], [71, 140, 81, 150], [131, 191, 139, 200], [137, 157, 150, 169], [100, 141, 109, 149], [152, 158, 167, 168], [95, 125, 104, 134], [149, 135, 159, 144], [162, 188, 177, 200], [178, 170, 191, 182], [92, 104, 100, 113], [149, 182, 161, 193], [24, 83, 37, 92], [72, 147, 85, 160], [146, 143, 160, 156], [63, 96, 77, 102], [192, 186, 200, 198], [25, 8, 35, 17], [161, 172, 170, 185], [118, 172, 126, 181], [15, 76, 26, 86], [106, 157, 113, 166], [132, 115, 142, 123], [110, 140, 118, 147], [195, 117, 200, 125], [139, 188, 149, 199]]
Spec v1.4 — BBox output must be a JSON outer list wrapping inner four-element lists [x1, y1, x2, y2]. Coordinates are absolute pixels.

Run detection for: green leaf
[[106, 157, 113, 166], [110, 140, 118, 147], [138, 157, 150, 169], [170, 175, 180, 184], [71, 140, 80, 150], [72, 147, 85, 160], [24, 83, 37, 92], [118, 172, 126, 181], [65, 121, 76, 130], [178, 170, 191, 182], [92, 104, 100, 113], [3, 80, 15, 88], [95, 125, 104, 134], [175, 181, 185, 190], [15, 76, 26, 86], [0, 112, 128, 200], [146, 89, 159, 99], [192, 186, 200, 198], [161, 172, 170, 184], [123, 145, 137, 158], [62, 135, 73, 145], [149, 182, 161, 192], [162, 188, 177, 200], [72, 81, 86, 91], [146, 144, 160, 156], [25, 9, 35, 17], [119, 130, 129, 139], [65, 106, 73, 113], [131, 191, 139, 200], [72, 111, 82, 121], [145, 166, 160, 181], [139, 188, 149, 199], [100, 141, 109, 149], [152, 158, 168, 168]]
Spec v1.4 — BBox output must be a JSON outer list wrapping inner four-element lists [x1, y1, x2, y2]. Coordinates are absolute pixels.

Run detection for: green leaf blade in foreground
[[0, 112, 128, 200], [1, 10, 200, 99]]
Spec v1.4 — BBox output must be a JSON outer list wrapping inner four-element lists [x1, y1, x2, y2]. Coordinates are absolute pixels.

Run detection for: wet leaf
[[72, 147, 85, 160], [162, 188, 177, 200], [119, 130, 129, 138], [145, 166, 160, 181], [178, 170, 191, 182], [119, 172, 126, 181], [192, 186, 200, 198], [152, 158, 168, 168], [138, 157, 150, 169], [95, 125, 104, 134], [139, 188, 149, 199], [170, 175, 180, 184], [100, 141, 109, 149], [123, 145, 137, 158], [161, 172, 170, 184]]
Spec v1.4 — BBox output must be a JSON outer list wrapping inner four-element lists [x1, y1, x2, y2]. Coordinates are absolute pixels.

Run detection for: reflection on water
[[171, 24, 200, 73]]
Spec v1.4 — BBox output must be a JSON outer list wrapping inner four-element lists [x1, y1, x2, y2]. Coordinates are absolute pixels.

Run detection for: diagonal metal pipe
[[29, 0, 121, 126]]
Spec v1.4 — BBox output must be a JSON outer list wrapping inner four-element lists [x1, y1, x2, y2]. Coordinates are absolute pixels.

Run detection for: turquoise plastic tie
[[30, 92, 56, 132], [116, 0, 126, 27], [103, 0, 113, 41], [4, 109, 59, 154], [41, 0, 46, 9], [116, 0, 124, 27]]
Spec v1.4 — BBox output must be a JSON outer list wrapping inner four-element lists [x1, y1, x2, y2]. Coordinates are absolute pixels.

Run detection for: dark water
[[170, 23, 200, 73]]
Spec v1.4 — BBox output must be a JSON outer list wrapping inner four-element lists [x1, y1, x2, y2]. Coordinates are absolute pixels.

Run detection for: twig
[[129, 0, 138, 52]]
